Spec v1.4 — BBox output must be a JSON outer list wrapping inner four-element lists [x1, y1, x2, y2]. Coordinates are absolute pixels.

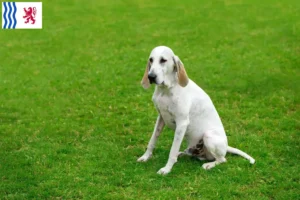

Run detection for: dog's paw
[[157, 167, 171, 175], [177, 151, 185, 157], [137, 153, 152, 162], [202, 162, 216, 170]]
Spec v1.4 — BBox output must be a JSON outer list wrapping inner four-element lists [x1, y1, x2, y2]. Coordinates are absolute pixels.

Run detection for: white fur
[[138, 46, 255, 175]]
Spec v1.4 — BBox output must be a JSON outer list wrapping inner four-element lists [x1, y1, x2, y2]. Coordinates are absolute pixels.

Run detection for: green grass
[[0, 0, 299, 199]]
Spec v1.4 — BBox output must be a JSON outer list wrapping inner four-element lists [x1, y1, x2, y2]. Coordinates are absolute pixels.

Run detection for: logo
[[2, 2, 42, 29], [23, 7, 36, 24]]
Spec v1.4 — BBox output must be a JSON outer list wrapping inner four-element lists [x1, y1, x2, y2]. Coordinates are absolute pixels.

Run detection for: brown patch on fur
[[141, 61, 151, 89], [173, 56, 189, 87], [188, 139, 206, 158], [177, 64, 189, 87]]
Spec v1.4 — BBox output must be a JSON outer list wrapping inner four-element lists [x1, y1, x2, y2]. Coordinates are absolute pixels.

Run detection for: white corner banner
[[2, 2, 42, 29]]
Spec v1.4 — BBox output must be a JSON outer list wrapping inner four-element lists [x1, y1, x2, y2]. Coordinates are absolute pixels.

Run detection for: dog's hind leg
[[177, 149, 191, 157], [202, 130, 227, 170]]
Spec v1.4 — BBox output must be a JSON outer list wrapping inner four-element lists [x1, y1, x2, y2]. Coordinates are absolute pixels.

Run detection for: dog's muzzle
[[148, 73, 157, 84]]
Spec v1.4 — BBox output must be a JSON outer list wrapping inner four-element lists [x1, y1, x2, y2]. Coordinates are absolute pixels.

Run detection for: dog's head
[[141, 46, 189, 89]]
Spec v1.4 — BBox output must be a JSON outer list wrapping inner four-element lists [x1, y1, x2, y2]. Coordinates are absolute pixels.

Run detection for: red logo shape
[[23, 7, 36, 24]]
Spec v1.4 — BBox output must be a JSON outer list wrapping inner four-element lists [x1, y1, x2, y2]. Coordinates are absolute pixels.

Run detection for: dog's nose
[[148, 73, 157, 84]]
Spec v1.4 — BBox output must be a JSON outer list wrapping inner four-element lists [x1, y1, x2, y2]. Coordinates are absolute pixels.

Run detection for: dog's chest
[[153, 93, 177, 129]]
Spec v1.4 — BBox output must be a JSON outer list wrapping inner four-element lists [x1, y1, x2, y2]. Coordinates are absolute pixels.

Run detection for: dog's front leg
[[157, 119, 189, 175], [137, 115, 165, 162]]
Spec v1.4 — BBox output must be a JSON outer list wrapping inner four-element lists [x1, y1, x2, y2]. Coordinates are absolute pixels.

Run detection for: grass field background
[[0, 0, 299, 199]]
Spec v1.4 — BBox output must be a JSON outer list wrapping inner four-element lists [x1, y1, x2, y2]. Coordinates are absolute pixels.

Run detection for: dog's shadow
[[179, 154, 241, 165]]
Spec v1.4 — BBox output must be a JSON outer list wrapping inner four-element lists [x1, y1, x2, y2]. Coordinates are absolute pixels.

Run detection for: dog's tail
[[227, 146, 255, 164]]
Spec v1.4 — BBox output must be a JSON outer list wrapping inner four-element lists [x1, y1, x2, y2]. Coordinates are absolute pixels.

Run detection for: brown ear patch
[[141, 61, 151, 89], [173, 56, 189, 87]]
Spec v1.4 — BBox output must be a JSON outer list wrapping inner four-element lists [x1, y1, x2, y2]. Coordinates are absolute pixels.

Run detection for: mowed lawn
[[0, 0, 299, 199]]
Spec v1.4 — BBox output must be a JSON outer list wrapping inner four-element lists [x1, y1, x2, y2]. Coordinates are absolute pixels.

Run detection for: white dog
[[137, 46, 255, 175]]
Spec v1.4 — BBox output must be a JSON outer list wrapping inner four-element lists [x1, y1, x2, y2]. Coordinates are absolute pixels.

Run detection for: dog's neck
[[155, 82, 181, 96]]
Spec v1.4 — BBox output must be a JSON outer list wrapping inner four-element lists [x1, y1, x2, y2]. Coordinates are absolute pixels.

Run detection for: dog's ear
[[173, 56, 189, 87], [141, 60, 151, 89]]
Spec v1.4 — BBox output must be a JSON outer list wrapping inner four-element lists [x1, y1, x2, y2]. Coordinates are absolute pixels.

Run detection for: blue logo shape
[[12, 2, 17, 28], [2, 2, 17, 29], [3, 2, 8, 28]]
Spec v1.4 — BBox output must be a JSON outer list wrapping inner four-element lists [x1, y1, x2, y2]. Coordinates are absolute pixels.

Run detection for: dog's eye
[[160, 58, 167, 63], [149, 58, 153, 63]]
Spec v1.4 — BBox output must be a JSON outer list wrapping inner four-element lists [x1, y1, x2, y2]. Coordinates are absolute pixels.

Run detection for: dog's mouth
[[149, 78, 164, 86], [157, 81, 165, 86], [150, 81, 164, 85], [149, 79, 156, 84]]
